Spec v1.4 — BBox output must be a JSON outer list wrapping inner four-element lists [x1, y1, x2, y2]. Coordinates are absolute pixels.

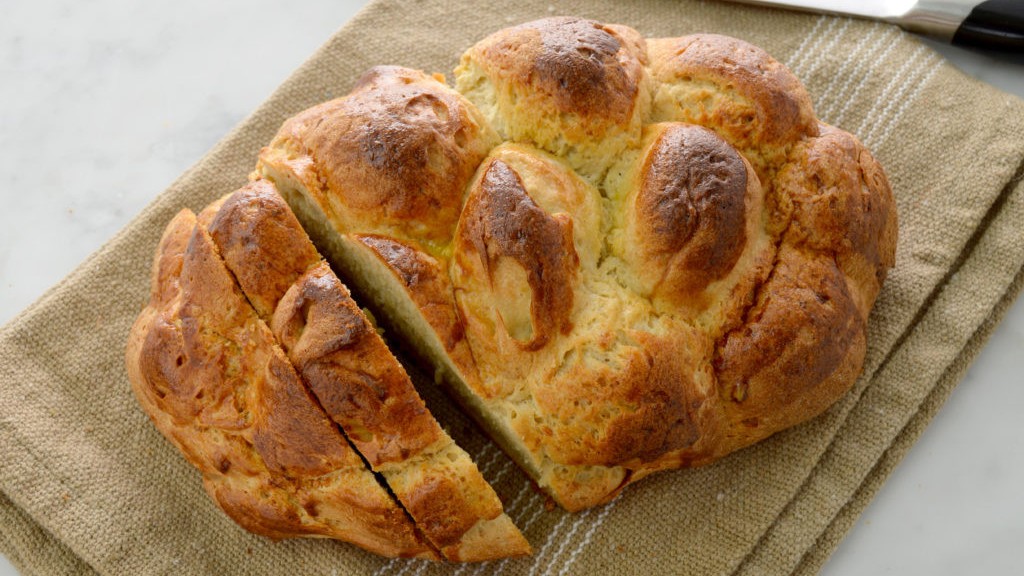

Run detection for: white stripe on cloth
[[863, 52, 943, 148], [392, 557, 427, 576], [784, 15, 830, 73], [789, 17, 848, 78], [502, 479, 535, 520], [535, 508, 596, 576], [814, 24, 890, 118], [555, 500, 618, 576], [488, 459, 515, 486], [828, 29, 903, 127], [370, 557, 399, 576], [452, 557, 473, 576], [525, 513, 573, 576], [411, 559, 431, 576], [796, 18, 854, 82], [472, 442, 500, 477], [853, 44, 932, 141]]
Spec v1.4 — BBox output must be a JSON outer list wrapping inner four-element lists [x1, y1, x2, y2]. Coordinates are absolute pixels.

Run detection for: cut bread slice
[[201, 180, 530, 561], [125, 209, 436, 559]]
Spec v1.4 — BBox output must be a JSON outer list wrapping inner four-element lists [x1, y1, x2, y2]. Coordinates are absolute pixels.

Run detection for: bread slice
[[201, 180, 529, 561], [125, 209, 436, 559], [255, 20, 895, 512]]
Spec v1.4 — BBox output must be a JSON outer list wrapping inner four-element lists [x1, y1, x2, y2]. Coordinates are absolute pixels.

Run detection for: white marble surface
[[1, 2, 1022, 574]]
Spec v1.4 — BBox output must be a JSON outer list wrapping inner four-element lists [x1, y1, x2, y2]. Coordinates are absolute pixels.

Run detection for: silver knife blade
[[726, 0, 976, 40]]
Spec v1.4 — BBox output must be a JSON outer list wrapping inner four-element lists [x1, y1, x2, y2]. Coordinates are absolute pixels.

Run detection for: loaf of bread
[[128, 15, 897, 558], [256, 17, 897, 512]]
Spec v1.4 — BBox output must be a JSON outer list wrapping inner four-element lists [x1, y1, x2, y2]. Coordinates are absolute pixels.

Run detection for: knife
[[724, 0, 1024, 51]]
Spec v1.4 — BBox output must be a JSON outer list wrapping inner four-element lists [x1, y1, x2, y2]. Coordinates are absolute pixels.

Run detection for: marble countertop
[[1, 1, 1021, 574]]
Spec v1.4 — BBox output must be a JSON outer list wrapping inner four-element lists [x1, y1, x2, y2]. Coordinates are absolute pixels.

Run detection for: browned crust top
[[198, 181, 526, 559], [354, 234, 477, 376], [207, 179, 321, 318], [206, 182, 448, 467], [531, 327, 714, 467], [456, 158, 579, 351], [272, 66, 495, 244], [637, 123, 751, 296], [647, 33, 818, 172], [490, 17, 644, 123], [774, 124, 897, 299], [714, 246, 866, 440], [272, 262, 444, 466]]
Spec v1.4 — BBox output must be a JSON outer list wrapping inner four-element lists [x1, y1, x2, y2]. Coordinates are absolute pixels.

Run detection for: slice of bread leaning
[[125, 209, 436, 559], [199, 180, 529, 562]]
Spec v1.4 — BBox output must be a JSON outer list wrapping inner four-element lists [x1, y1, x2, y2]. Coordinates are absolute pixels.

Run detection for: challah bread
[[200, 180, 529, 561], [130, 14, 896, 547], [125, 210, 435, 558], [257, 16, 896, 512]]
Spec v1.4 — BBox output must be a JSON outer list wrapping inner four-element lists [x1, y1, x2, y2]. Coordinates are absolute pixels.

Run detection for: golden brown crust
[[488, 17, 644, 125], [274, 264, 529, 559], [206, 179, 321, 318], [634, 123, 753, 303], [353, 234, 481, 387], [125, 210, 434, 558], [386, 445, 506, 553], [773, 124, 897, 312], [456, 17, 651, 179], [530, 325, 716, 468], [648, 34, 818, 177], [714, 246, 866, 444], [273, 262, 444, 465], [264, 66, 498, 246], [204, 182, 445, 467], [455, 157, 579, 351]]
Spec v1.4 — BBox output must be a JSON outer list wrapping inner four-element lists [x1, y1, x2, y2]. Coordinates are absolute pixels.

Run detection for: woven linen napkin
[[2, 1, 1023, 574]]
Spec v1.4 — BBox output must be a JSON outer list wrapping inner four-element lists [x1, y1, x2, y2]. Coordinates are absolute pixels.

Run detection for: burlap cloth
[[2, 1, 1023, 574]]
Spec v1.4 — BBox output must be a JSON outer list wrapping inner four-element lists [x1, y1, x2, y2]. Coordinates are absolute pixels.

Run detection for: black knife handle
[[952, 0, 1024, 51]]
